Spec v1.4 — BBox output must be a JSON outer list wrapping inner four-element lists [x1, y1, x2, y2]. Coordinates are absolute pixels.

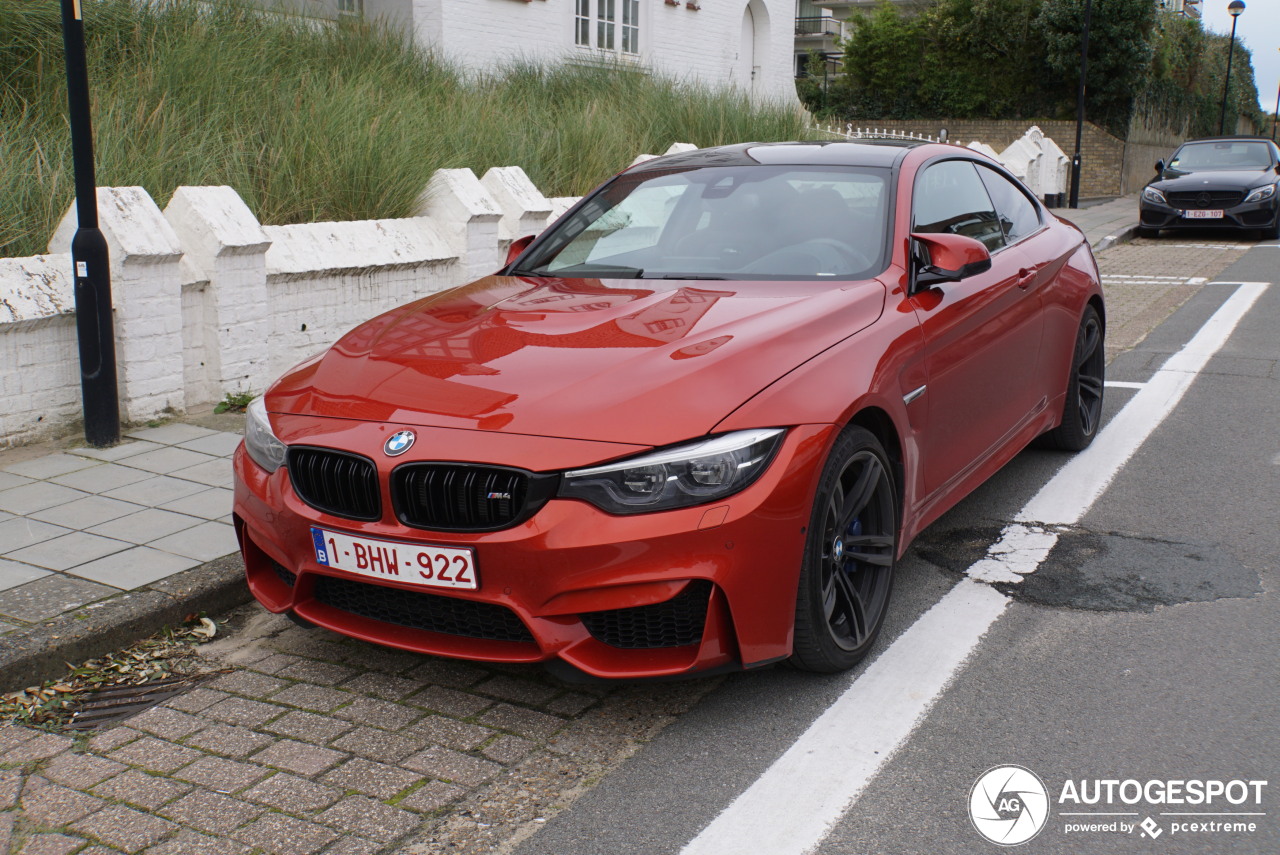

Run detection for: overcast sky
[[1200, 1, 1279, 120]]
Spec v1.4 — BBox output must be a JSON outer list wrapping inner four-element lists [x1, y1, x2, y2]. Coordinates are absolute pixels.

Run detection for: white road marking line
[[1105, 381, 1147, 389], [679, 580, 1009, 855], [1161, 244, 1251, 250], [678, 282, 1266, 855]]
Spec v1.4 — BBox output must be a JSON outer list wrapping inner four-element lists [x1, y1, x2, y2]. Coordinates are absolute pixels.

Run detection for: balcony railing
[[795, 16, 848, 38]]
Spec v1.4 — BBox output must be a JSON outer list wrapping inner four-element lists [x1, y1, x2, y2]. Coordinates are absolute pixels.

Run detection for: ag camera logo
[[969, 765, 1050, 846]]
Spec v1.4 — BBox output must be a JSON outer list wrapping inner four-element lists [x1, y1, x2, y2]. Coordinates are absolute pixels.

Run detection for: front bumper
[[1139, 196, 1279, 231], [233, 421, 836, 679]]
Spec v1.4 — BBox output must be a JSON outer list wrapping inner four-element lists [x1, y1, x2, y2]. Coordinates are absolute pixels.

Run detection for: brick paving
[[0, 609, 715, 853]]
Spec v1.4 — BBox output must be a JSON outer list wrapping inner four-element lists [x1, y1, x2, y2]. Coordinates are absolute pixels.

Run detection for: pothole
[[915, 525, 1261, 611]]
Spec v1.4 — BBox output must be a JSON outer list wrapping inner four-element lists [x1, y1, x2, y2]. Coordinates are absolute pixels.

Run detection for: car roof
[[1181, 136, 1278, 145], [628, 140, 925, 173]]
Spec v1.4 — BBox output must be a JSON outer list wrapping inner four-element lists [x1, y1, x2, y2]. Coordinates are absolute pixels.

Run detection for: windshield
[[514, 165, 891, 280], [1170, 141, 1274, 172]]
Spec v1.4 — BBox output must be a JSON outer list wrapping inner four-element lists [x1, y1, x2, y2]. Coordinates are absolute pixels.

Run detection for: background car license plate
[[1184, 209, 1223, 219], [310, 527, 478, 590]]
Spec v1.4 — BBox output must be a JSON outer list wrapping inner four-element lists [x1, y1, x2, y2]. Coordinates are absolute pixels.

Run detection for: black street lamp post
[[1069, 0, 1093, 209], [60, 0, 120, 447], [1218, 0, 1245, 136]]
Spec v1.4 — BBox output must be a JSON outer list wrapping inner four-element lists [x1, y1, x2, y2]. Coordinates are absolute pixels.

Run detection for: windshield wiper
[[528, 263, 644, 278], [659, 274, 727, 280]]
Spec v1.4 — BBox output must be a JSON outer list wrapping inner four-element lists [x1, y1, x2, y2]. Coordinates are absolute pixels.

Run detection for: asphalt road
[[512, 239, 1280, 855]]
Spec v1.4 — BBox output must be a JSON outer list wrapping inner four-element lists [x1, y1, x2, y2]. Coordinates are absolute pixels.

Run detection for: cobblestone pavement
[[0, 233, 1262, 855], [1096, 235, 1254, 359], [1, 605, 720, 854]]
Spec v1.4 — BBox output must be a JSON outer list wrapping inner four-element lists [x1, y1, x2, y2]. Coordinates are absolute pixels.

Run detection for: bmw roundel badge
[[384, 430, 415, 457]]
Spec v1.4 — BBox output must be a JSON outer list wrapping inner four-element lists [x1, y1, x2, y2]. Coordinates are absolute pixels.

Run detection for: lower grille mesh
[[313, 574, 534, 643], [579, 581, 712, 649]]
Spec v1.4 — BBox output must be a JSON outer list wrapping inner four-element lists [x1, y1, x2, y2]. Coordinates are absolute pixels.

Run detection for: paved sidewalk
[[0, 196, 1144, 689], [1048, 194, 1141, 252], [0, 424, 247, 688]]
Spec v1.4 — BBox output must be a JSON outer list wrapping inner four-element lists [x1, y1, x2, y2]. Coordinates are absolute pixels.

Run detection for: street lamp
[[1068, 0, 1093, 209], [60, 0, 120, 447], [1218, 0, 1245, 136]]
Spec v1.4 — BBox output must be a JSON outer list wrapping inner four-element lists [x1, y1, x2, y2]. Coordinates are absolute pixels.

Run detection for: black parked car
[[1138, 136, 1280, 240]]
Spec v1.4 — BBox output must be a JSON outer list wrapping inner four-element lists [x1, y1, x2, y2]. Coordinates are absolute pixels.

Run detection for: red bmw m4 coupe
[[233, 141, 1104, 679]]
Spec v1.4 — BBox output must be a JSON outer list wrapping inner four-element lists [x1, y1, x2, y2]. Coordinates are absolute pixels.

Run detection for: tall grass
[[1, 0, 805, 257]]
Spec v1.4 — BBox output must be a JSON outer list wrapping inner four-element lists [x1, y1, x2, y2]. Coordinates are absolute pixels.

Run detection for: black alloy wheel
[[791, 426, 897, 673], [1039, 304, 1105, 451]]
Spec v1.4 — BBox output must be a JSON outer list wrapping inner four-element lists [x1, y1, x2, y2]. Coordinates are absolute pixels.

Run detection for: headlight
[[559, 428, 785, 514], [1244, 184, 1277, 203], [1141, 186, 1167, 205], [244, 397, 287, 473]]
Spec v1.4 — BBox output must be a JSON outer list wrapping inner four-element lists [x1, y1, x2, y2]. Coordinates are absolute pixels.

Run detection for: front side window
[[912, 160, 1004, 253], [513, 165, 891, 281], [975, 165, 1041, 245]]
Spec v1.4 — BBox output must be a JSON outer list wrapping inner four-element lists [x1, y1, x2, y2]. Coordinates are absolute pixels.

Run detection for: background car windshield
[[519, 165, 890, 280], [1171, 141, 1274, 171]]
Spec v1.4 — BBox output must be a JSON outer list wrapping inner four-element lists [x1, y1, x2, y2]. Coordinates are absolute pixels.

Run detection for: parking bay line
[[678, 281, 1266, 855]]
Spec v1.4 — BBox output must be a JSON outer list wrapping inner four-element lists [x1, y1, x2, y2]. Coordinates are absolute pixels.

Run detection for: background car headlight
[[1244, 185, 1277, 203], [559, 428, 785, 514], [244, 397, 287, 473], [1141, 187, 1167, 205]]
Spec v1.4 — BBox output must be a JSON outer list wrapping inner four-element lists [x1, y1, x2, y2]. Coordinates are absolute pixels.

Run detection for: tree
[[1038, 0, 1157, 133]]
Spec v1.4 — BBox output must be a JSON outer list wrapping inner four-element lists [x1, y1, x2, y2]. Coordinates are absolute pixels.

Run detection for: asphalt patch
[[914, 526, 1260, 611]]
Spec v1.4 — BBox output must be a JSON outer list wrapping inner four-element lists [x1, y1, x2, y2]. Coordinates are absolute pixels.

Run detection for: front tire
[[1039, 304, 1105, 451], [791, 426, 897, 673]]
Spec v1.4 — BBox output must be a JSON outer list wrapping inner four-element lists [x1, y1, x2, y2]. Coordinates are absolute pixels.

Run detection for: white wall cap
[[413, 168, 502, 221], [630, 153, 659, 166], [49, 187, 183, 260], [967, 142, 1003, 162], [0, 255, 74, 324], [263, 218, 455, 278], [165, 186, 270, 259], [548, 197, 581, 222], [480, 167, 553, 217], [664, 142, 699, 155]]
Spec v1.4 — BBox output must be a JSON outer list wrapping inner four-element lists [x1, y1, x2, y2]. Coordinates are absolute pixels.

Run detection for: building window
[[576, 0, 637, 55], [337, 0, 363, 16], [597, 0, 615, 51], [575, 0, 590, 46], [621, 0, 638, 53]]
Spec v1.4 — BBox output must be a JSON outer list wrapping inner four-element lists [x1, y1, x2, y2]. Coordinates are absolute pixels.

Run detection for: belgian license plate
[[310, 527, 478, 590], [1184, 209, 1224, 219]]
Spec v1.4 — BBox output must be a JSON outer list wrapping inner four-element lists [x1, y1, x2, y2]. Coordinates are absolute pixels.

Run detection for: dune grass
[[1, 0, 806, 258]]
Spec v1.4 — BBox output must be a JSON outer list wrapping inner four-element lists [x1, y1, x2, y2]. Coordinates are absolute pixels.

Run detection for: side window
[[912, 160, 1004, 253], [976, 165, 1041, 244]]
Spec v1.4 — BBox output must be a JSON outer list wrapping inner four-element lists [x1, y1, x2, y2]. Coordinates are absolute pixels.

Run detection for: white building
[[299, 0, 797, 104]]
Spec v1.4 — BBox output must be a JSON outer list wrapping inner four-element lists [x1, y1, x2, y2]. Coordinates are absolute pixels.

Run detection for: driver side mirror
[[1155, 159, 1165, 174], [909, 232, 992, 292], [505, 234, 535, 268]]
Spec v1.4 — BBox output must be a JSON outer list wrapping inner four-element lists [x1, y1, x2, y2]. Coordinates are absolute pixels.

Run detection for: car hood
[[267, 274, 886, 447], [1152, 167, 1276, 190]]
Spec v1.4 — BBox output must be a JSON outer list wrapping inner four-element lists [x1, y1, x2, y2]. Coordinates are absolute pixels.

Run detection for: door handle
[[1016, 268, 1036, 290]]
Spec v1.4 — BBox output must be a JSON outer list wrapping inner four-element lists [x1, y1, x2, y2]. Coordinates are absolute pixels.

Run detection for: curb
[[0, 554, 251, 693], [1093, 223, 1139, 253]]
